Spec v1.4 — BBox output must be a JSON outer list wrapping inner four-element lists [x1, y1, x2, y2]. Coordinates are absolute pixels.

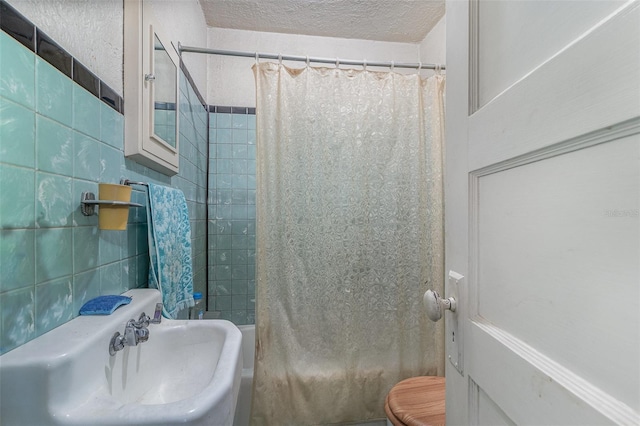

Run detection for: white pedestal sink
[[0, 289, 243, 426]]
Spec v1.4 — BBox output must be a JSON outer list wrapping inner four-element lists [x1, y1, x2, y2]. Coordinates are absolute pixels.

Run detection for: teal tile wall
[[0, 29, 208, 354], [208, 109, 256, 325]]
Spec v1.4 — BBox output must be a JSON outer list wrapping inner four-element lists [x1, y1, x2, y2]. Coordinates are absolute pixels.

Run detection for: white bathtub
[[233, 324, 255, 426]]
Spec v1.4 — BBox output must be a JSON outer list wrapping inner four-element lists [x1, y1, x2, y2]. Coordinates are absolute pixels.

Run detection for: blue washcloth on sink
[[79, 295, 132, 315]]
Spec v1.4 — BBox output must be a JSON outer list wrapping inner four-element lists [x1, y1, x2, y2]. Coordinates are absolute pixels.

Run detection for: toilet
[[385, 376, 446, 426]]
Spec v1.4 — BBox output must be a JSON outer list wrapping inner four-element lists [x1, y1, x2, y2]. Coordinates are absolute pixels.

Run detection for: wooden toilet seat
[[385, 376, 446, 426]]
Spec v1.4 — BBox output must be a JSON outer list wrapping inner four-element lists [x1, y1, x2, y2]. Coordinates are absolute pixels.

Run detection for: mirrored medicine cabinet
[[124, 0, 179, 175]]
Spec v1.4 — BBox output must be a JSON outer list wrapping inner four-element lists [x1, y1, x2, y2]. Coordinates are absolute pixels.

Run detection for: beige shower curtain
[[251, 62, 445, 425]]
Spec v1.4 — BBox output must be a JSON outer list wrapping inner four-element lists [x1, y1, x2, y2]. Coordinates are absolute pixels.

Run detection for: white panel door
[[445, 1, 640, 424]]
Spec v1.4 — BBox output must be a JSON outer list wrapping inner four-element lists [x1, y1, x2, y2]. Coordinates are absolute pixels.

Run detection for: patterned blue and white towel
[[146, 183, 194, 318]]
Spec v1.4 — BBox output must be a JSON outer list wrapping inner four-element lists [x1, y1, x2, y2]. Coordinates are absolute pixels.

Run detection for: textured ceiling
[[198, 0, 445, 43]]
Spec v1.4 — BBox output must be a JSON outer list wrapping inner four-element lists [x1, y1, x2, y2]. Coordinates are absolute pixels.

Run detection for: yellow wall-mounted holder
[[80, 183, 143, 230]]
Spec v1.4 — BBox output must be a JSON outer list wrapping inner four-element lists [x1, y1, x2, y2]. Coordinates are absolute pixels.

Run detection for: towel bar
[[80, 192, 143, 216], [121, 178, 149, 187]]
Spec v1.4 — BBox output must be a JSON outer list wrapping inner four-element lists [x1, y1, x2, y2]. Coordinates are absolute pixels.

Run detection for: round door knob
[[423, 289, 456, 322]]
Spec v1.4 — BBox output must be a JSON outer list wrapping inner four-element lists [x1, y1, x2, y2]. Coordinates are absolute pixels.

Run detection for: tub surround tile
[[0, 31, 35, 108], [208, 107, 257, 325], [231, 310, 247, 325], [0, 98, 35, 168], [216, 113, 232, 129], [232, 174, 247, 189], [232, 113, 247, 129], [215, 264, 231, 280], [232, 129, 247, 144], [216, 295, 231, 311]]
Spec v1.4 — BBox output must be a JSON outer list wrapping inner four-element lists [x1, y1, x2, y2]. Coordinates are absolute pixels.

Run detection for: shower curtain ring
[[306, 55, 310, 67], [363, 59, 367, 70], [418, 62, 422, 71], [278, 54, 282, 64], [336, 58, 340, 68], [255, 52, 259, 64], [391, 61, 395, 71]]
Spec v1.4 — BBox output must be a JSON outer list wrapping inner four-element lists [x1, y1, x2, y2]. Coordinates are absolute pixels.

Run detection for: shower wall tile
[[208, 106, 256, 325], [1, 13, 210, 354], [216, 113, 232, 129]]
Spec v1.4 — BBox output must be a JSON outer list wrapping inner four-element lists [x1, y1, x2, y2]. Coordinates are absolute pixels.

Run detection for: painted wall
[[206, 28, 426, 107], [8, 0, 209, 98], [419, 15, 446, 77], [0, 0, 208, 354], [149, 0, 208, 99], [7, 0, 123, 95]]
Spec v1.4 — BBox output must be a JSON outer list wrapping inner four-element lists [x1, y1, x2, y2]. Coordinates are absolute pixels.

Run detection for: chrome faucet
[[109, 312, 151, 356]]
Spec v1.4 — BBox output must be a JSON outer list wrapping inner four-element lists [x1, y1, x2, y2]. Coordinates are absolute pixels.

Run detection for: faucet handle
[[150, 303, 163, 324], [136, 312, 150, 328], [135, 326, 149, 343]]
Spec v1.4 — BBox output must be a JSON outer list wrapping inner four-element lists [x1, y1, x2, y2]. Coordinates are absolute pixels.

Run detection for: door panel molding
[[467, 120, 640, 424], [468, 319, 638, 425], [468, 1, 640, 170], [468, 117, 640, 320], [468, 0, 480, 114]]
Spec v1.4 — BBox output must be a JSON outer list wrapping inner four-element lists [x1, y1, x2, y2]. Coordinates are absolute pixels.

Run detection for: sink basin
[[0, 289, 243, 425]]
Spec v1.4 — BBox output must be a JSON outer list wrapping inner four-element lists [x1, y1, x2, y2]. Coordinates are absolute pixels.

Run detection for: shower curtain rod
[[177, 43, 445, 71]]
